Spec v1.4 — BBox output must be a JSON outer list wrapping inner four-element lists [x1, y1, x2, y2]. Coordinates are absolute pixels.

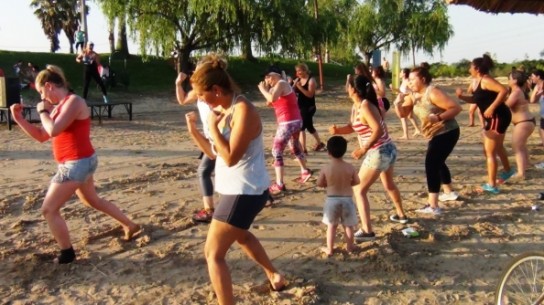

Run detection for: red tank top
[[273, 87, 301, 123], [51, 95, 95, 163]]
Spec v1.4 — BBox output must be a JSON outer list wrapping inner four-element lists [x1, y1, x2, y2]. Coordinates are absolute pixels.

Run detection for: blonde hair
[[191, 53, 240, 94], [35, 65, 68, 89], [295, 63, 310, 74]]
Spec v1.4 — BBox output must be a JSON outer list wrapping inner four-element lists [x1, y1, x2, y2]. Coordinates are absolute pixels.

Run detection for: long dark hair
[[349, 75, 379, 110]]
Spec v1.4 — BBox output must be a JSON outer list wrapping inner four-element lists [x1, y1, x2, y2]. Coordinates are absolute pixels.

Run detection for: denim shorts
[[52, 154, 98, 184], [362, 142, 397, 171]]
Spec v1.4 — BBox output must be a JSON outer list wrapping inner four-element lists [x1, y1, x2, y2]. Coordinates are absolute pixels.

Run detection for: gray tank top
[[412, 85, 459, 136]]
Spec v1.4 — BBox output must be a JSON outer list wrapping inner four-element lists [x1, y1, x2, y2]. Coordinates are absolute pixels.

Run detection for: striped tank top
[[351, 101, 392, 149]]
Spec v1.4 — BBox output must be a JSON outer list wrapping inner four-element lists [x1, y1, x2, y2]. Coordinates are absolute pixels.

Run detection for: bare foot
[[268, 272, 287, 291], [412, 131, 421, 137], [346, 244, 357, 253], [399, 135, 408, 140], [320, 247, 333, 257], [123, 224, 142, 241], [467, 123, 475, 127]]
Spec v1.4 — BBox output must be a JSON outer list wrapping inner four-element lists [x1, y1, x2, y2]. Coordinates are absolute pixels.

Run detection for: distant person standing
[[76, 42, 109, 103], [382, 57, 390, 73], [293, 63, 326, 153], [74, 27, 85, 52]]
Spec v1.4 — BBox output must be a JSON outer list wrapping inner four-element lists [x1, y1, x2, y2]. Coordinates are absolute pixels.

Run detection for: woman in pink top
[[10, 65, 139, 264], [258, 66, 312, 194]]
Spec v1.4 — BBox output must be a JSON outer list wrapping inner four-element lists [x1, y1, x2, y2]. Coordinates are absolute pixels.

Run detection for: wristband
[[39, 109, 50, 114]]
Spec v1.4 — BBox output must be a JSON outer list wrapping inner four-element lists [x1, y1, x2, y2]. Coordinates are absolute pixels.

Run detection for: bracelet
[[39, 109, 50, 114]]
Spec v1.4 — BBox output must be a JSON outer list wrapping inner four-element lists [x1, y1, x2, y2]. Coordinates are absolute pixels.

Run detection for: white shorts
[[322, 196, 358, 227]]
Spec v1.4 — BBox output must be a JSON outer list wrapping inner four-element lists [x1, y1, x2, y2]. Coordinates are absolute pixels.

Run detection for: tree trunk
[[178, 47, 193, 74], [240, 37, 255, 62], [65, 32, 75, 54], [411, 45, 416, 67], [108, 18, 115, 54], [115, 15, 129, 57], [364, 51, 373, 67]]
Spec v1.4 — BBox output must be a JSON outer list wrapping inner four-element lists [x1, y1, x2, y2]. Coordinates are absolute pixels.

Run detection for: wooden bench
[[0, 105, 36, 130], [86, 101, 132, 123]]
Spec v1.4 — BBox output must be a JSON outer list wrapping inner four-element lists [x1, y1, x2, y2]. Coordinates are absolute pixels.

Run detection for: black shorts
[[540, 118, 544, 130], [484, 113, 511, 134], [213, 191, 268, 230]]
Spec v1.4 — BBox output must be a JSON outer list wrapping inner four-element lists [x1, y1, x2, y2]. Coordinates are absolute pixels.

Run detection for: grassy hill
[[0, 50, 351, 102]]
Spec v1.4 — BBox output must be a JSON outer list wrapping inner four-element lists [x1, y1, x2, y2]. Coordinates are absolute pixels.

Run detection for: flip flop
[[123, 224, 142, 241]]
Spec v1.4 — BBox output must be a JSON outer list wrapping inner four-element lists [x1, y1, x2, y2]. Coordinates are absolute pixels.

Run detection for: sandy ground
[[2, 78, 544, 305]]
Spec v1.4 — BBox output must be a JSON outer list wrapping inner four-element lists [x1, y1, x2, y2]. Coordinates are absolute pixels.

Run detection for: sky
[[1, 1, 543, 66]]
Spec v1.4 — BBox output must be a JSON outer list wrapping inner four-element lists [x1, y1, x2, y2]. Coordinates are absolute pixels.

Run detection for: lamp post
[[313, 0, 324, 91]]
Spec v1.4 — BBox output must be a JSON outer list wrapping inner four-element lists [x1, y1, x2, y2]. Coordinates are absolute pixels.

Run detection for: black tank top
[[294, 77, 316, 109], [473, 79, 510, 117]]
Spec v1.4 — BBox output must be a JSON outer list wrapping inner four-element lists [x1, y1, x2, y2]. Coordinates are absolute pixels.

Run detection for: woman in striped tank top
[[330, 75, 408, 241]]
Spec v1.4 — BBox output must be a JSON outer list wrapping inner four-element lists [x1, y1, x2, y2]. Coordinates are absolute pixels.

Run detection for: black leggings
[[83, 65, 107, 99], [425, 128, 460, 193], [300, 106, 317, 133]]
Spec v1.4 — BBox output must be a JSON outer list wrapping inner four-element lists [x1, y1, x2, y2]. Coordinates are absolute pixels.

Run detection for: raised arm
[[10, 104, 50, 142]]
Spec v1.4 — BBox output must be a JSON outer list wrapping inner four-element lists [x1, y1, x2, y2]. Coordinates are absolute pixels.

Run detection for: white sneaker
[[415, 204, 442, 215], [438, 191, 459, 202], [536, 162, 544, 169]]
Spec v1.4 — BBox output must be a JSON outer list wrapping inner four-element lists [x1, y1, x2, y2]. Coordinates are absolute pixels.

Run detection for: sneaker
[[103, 95, 109, 104], [498, 169, 516, 182], [438, 191, 459, 202], [314, 142, 326, 152], [192, 209, 213, 223], [415, 204, 442, 215], [389, 214, 409, 224], [354, 229, 376, 242], [269, 182, 286, 194], [536, 162, 544, 169], [481, 183, 499, 194], [296, 169, 313, 183]]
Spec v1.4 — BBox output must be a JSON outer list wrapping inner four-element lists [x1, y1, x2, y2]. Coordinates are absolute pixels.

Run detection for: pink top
[[351, 102, 391, 149], [272, 84, 301, 124]]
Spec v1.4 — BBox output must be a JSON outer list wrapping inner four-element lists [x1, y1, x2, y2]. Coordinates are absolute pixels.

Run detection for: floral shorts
[[52, 154, 98, 184], [362, 142, 397, 171]]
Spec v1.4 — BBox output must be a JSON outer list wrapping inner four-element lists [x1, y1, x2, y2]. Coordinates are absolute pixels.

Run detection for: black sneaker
[[389, 214, 409, 224], [354, 229, 376, 242]]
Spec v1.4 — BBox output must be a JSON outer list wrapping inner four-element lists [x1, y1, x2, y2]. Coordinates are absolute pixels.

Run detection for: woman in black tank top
[[456, 54, 514, 194], [293, 63, 326, 152]]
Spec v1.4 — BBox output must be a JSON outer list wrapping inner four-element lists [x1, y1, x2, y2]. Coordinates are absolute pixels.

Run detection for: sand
[[2, 78, 544, 305]]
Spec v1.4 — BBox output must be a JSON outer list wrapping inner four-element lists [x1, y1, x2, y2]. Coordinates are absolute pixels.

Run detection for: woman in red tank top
[[10, 65, 140, 264]]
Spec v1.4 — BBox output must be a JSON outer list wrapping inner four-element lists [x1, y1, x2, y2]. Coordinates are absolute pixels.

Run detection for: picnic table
[[86, 101, 133, 123]]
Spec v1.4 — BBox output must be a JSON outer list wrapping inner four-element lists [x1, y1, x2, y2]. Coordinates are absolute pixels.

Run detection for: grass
[[0, 50, 352, 102]]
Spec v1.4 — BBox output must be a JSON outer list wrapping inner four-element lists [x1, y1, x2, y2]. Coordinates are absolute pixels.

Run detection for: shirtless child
[[316, 136, 360, 257]]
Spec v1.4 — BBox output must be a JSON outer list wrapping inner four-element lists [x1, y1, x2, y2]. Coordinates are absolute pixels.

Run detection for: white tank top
[[214, 97, 270, 195]]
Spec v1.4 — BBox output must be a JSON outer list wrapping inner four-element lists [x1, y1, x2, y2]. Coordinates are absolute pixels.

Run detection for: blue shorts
[[362, 142, 397, 171], [52, 154, 98, 184]]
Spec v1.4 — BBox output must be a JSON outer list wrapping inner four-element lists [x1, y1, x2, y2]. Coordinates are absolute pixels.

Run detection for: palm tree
[[31, 0, 63, 52]]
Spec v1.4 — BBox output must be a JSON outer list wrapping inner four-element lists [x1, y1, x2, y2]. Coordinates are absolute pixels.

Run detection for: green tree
[[346, 0, 405, 66], [96, 0, 130, 56], [31, 0, 64, 52], [31, 0, 84, 53], [397, 0, 453, 66]]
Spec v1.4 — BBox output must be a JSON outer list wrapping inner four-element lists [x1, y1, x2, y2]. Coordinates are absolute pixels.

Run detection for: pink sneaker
[[296, 169, 313, 183], [269, 183, 286, 194]]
